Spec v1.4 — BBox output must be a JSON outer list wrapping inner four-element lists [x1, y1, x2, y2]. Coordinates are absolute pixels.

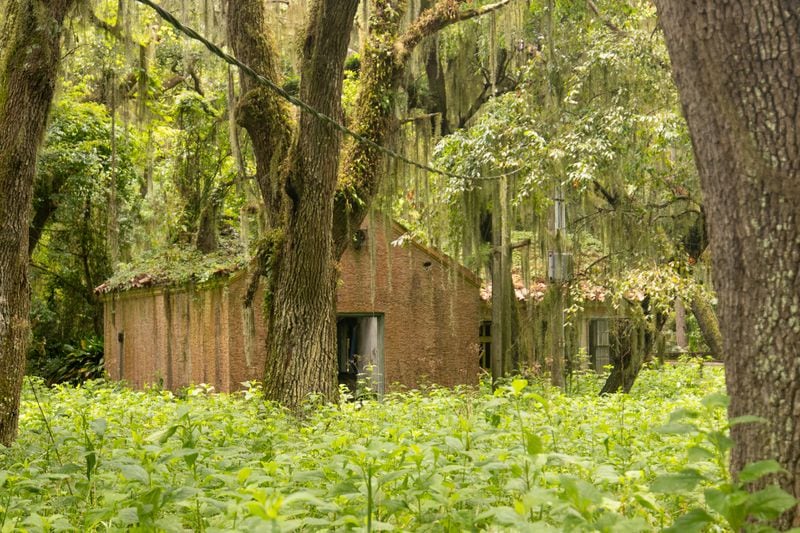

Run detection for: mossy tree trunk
[[655, 2, 800, 526], [228, 0, 359, 407], [690, 290, 723, 360], [0, 0, 75, 446], [227, 0, 510, 409], [600, 301, 667, 395]]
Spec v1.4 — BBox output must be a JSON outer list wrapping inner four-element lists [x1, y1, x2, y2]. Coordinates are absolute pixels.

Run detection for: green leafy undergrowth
[[0, 365, 793, 531]]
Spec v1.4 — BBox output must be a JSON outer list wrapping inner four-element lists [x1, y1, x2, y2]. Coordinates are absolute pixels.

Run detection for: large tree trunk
[[228, 0, 359, 407], [0, 0, 75, 446], [227, 0, 510, 409], [600, 306, 667, 395], [655, 2, 800, 527], [262, 0, 360, 406]]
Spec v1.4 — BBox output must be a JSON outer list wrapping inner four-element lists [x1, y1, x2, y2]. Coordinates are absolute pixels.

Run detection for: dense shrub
[[27, 336, 105, 386]]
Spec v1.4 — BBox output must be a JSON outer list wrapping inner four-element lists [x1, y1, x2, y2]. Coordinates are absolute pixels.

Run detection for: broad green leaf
[[119, 464, 149, 484], [738, 460, 785, 483], [115, 507, 139, 526], [746, 485, 797, 519], [282, 491, 326, 508], [687, 445, 715, 463], [593, 464, 618, 483], [378, 470, 406, 485], [291, 469, 325, 482], [167, 486, 199, 502], [154, 515, 184, 531], [662, 508, 714, 533], [650, 469, 704, 493], [527, 392, 549, 406], [704, 487, 735, 517], [147, 425, 178, 444], [728, 415, 767, 426], [606, 516, 649, 532], [524, 431, 543, 455], [511, 379, 528, 394], [668, 408, 701, 422], [701, 392, 729, 410], [237, 467, 252, 484], [655, 422, 697, 434], [89, 418, 107, 438], [707, 431, 733, 454], [445, 436, 464, 450], [632, 492, 660, 512]]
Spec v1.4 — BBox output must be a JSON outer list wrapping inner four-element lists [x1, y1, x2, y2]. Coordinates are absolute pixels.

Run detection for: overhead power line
[[132, 0, 521, 182]]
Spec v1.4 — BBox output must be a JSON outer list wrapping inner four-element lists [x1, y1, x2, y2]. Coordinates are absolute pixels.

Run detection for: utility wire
[[132, 0, 521, 182]]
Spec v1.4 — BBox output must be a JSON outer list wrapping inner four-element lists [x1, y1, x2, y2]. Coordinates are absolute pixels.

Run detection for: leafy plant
[[28, 336, 105, 385], [2, 365, 788, 531], [653, 393, 796, 532]]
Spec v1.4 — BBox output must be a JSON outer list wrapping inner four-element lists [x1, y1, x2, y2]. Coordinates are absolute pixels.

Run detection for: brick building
[[100, 216, 482, 394]]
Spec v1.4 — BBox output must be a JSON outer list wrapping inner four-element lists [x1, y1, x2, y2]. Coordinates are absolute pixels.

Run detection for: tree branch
[[592, 179, 619, 207], [399, 111, 441, 124], [456, 47, 518, 128], [575, 254, 611, 278], [585, 0, 627, 37], [31, 263, 94, 304], [333, 0, 512, 256], [492, 238, 530, 253], [86, 9, 145, 50], [395, 0, 512, 63], [645, 195, 699, 210], [226, 0, 294, 227]]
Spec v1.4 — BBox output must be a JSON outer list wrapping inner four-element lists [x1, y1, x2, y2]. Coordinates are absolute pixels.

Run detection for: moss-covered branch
[[332, 0, 405, 255], [333, 0, 512, 255], [395, 0, 512, 64], [226, 0, 293, 227]]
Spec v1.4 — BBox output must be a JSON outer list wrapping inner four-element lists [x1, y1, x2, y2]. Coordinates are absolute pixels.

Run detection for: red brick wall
[[105, 285, 234, 391], [336, 216, 481, 389], [104, 217, 481, 391]]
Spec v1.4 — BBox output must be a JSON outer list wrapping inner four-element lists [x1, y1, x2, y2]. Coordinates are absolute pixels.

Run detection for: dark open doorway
[[336, 314, 385, 397]]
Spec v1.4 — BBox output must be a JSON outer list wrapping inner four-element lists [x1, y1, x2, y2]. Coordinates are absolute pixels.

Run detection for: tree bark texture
[[264, 0, 362, 407], [655, 2, 800, 526], [0, 0, 74, 446], [228, 0, 359, 408]]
